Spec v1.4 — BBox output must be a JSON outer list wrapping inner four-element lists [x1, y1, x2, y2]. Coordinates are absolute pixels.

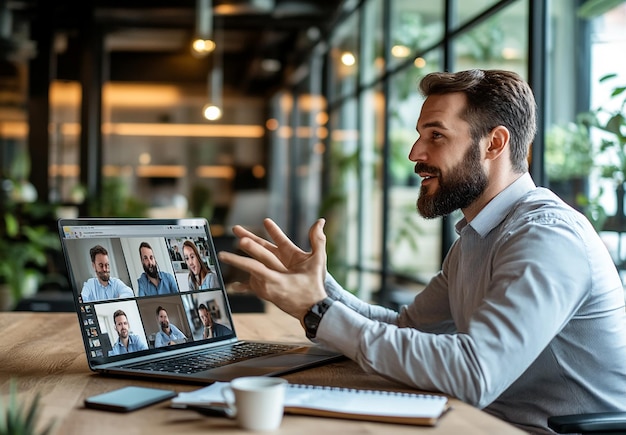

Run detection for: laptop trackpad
[[203, 348, 342, 381]]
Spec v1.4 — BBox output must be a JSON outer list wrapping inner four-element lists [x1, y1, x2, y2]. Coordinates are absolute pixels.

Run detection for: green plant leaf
[[0, 379, 56, 435], [4, 214, 18, 238], [600, 73, 619, 83], [605, 113, 625, 136], [611, 86, 626, 97]]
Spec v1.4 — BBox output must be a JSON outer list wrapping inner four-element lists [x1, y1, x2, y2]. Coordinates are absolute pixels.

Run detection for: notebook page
[[284, 384, 447, 418]]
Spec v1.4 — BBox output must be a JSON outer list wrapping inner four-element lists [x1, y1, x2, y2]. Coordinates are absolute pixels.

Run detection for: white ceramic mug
[[221, 376, 288, 431]]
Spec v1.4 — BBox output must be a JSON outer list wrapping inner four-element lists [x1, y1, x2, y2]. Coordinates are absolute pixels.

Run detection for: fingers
[[219, 239, 288, 275], [309, 218, 326, 281], [220, 219, 329, 320], [309, 218, 327, 267], [232, 225, 278, 251], [263, 218, 307, 255], [218, 251, 277, 277], [309, 218, 326, 248], [218, 255, 269, 301], [227, 219, 322, 274], [238, 236, 289, 272]]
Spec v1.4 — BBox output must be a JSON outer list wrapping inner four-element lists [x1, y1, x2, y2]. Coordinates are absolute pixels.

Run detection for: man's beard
[[143, 263, 159, 279], [97, 271, 110, 283], [416, 138, 488, 218], [160, 320, 169, 331]]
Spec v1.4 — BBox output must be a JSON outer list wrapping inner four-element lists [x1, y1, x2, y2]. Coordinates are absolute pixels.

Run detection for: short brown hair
[[419, 69, 536, 173], [89, 245, 108, 263], [139, 241, 153, 256], [113, 309, 127, 323]]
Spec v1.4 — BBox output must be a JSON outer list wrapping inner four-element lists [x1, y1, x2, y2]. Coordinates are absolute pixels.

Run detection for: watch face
[[304, 298, 332, 339], [304, 311, 321, 338], [304, 311, 320, 330]]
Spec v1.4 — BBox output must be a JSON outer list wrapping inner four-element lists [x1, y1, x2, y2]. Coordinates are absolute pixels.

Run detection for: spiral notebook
[[172, 382, 450, 426]]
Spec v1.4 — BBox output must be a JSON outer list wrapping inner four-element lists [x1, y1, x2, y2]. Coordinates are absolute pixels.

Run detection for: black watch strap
[[303, 297, 333, 339]]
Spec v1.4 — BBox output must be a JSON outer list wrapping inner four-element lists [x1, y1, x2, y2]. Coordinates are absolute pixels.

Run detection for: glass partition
[[324, 97, 359, 291], [457, 0, 503, 29], [454, 0, 528, 75], [329, 11, 360, 104], [49, 81, 82, 204], [274, 0, 614, 305], [357, 84, 384, 301], [360, 0, 384, 87], [584, 2, 626, 279], [387, 50, 443, 286], [544, 0, 590, 211], [389, 0, 444, 72], [267, 90, 292, 232]]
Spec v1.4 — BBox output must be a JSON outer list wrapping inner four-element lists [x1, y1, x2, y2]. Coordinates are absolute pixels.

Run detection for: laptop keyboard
[[120, 341, 300, 374]]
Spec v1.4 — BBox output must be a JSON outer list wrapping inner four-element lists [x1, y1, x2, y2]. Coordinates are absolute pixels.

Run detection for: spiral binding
[[289, 383, 444, 400]]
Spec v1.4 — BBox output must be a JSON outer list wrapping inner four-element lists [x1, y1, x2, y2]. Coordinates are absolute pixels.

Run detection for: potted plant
[[545, 118, 594, 210], [0, 150, 60, 310], [0, 379, 55, 434], [88, 176, 148, 217], [0, 211, 60, 310], [580, 74, 626, 232]]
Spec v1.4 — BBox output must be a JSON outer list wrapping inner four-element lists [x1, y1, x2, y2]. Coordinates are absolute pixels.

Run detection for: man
[[172, 245, 183, 262], [218, 69, 626, 434], [108, 309, 148, 356], [198, 303, 232, 339], [137, 242, 179, 297], [154, 306, 187, 347], [81, 245, 134, 302]]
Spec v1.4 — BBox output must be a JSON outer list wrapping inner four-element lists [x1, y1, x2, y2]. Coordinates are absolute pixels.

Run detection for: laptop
[[58, 217, 343, 383]]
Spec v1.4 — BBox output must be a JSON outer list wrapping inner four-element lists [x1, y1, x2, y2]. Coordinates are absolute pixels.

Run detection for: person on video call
[[137, 242, 179, 297], [198, 303, 231, 339], [81, 245, 134, 302], [183, 240, 218, 290], [171, 245, 183, 262], [154, 306, 187, 347], [218, 69, 626, 434], [108, 309, 148, 356]]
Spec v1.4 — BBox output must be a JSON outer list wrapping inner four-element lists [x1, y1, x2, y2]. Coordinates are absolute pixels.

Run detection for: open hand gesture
[[218, 218, 328, 321]]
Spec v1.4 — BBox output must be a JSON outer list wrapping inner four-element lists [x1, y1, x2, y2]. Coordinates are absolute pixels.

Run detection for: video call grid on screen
[[61, 223, 235, 364]]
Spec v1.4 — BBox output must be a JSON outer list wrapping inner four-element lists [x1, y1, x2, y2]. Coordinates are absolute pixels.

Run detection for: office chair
[[548, 412, 626, 434]]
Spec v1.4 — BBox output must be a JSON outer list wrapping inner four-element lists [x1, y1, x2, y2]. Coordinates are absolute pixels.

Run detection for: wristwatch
[[303, 297, 333, 339]]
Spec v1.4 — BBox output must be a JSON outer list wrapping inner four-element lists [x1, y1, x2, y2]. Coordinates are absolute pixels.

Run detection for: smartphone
[[84, 386, 177, 412]]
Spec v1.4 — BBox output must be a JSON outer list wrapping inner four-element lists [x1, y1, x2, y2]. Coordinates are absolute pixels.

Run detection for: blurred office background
[[0, 0, 625, 310]]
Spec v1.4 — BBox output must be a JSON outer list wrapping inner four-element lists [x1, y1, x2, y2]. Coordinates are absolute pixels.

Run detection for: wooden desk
[[0, 306, 524, 434]]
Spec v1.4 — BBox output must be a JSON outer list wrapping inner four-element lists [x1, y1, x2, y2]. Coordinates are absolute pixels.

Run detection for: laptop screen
[[58, 218, 237, 367]]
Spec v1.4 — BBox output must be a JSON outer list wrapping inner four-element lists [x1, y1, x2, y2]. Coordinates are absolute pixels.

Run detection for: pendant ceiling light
[[203, 19, 223, 121], [192, 0, 215, 56]]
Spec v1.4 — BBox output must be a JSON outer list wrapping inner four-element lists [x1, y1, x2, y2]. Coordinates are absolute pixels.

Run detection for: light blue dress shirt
[[154, 323, 187, 347], [137, 271, 179, 297], [188, 271, 218, 291], [317, 173, 626, 435], [81, 277, 134, 302], [108, 333, 148, 356]]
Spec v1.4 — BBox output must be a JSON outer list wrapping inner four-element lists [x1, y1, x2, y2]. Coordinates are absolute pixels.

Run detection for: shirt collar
[[455, 173, 536, 237], [96, 279, 111, 289]]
